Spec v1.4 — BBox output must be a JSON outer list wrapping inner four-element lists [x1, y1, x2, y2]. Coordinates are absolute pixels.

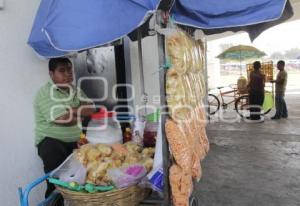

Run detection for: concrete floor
[[195, 94, 300, 206]]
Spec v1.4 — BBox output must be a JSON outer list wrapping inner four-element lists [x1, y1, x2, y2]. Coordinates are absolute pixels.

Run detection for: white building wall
[[0, 0, 47, 205]]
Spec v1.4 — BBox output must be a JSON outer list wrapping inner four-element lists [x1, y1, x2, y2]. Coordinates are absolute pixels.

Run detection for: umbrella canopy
[[200, 0, 293, 41], [28, 0, 67, 57], [28, 0, 160, 58], [217, 45, 266, 61], [172, 0, 288, 29], [217, 45, 266, 76], [28, 0, 292, 58]]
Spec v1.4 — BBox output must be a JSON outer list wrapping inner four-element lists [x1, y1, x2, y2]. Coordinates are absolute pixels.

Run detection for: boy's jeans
[[275, 95, 288, 118]]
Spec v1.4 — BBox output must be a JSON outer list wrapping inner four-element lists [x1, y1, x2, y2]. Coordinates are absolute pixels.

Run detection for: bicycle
[[207, 84, 240, 115], [208, 84, 273, 118]]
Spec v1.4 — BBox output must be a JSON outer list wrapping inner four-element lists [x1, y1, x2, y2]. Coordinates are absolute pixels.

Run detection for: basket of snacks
[[50, 142, 155, 206]]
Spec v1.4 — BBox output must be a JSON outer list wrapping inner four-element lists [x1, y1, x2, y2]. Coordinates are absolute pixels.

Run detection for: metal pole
[[240, 49, 242, 76], [158, 33, 171, 206], [137, 28, 148, 116], [204, 37, 209, 123]]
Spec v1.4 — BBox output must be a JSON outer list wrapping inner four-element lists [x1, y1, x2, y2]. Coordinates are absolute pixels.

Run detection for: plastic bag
[[182, 121, 204, 181], [165, 119, 192, 171], [132, 118, 145, 146], [50, 154, 87, 185], [169, 164, 193, 206], [153, 116, 163, 169], [145, 165, 164, 194], [107, 164, 147, 188], [263, 91, 273, 112]]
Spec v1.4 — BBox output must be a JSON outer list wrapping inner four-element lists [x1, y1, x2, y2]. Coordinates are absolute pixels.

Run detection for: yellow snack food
[[95, 144, 113, 157], [141, 147, 155, 158], [124, 141, 143, 154], [141, 158, 154, 172], [87, 148, 102, 162], [124, 153, 142, 165]]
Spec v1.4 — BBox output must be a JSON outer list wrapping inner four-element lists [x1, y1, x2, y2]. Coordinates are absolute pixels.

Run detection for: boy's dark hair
[[278, 60, 285, 66], [253, 61, 261, 70], [48, 58, 72, 72]]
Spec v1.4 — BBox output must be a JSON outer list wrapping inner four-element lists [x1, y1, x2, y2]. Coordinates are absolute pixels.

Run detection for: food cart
[[19, 1, 292, 206]]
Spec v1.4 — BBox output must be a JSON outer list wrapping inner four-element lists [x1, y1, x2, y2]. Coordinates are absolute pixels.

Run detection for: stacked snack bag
[[165, 30, 209, 206]]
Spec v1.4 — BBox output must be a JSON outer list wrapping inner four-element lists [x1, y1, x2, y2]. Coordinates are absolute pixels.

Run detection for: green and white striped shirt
[[34, 81, 91, 145]]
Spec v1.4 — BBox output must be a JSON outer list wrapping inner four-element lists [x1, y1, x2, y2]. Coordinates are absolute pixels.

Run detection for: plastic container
[[143, 111, 159, 147], [86, 110, 123, 145]]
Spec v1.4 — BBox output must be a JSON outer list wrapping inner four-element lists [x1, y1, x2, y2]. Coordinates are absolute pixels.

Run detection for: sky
[[208, 19, 300, 58]]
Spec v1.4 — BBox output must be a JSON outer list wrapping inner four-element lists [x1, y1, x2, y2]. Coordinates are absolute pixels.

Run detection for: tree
[[270, 52, 284, 60], [284, 48, 300, 59]]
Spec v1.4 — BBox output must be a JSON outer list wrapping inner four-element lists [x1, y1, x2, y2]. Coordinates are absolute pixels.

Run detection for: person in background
[[247, 61, 265, 122], [34, 58, 95, 200], [271, 60, 288, 119]]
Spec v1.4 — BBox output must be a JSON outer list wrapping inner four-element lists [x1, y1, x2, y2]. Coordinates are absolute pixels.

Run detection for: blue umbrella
[[28, 0, 160, 58], [28, 0, 67, 57], [171, 0, 287, 29], [28, 0, 290, 58]]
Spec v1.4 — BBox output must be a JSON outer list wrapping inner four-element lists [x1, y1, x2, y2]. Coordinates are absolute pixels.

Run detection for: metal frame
[[158, 33, 171, 206], [18, 174, 58, 206]]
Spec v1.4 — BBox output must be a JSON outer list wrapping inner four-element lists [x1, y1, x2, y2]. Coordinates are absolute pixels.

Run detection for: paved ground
[[195, 94, 300, 206]]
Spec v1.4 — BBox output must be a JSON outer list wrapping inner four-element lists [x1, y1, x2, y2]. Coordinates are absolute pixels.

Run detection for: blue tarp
[[172, 0, 287, 29], [28, 0, 160, 58], [28, 0, 290, 58]]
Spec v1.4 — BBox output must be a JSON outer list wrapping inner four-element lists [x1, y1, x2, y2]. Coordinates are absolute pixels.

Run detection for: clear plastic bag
[[165, 119, 192, 171], [50, 154, 87, 185], [169, 164, 193, 206], [107, 164, 147, 189]]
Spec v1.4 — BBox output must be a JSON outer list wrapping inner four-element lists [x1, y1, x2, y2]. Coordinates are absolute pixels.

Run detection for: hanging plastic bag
[[153, 116, 163, 169], [165, 119, 192, 171], [169, 164, 193, 206], [146, 165, 164, 194]]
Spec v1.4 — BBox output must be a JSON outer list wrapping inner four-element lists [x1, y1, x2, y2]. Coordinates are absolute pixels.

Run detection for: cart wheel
[[235, 95, 271, 118], [189, 195, 199, 206], [235, 95, 250, 118], [208, 94, 220, 115]]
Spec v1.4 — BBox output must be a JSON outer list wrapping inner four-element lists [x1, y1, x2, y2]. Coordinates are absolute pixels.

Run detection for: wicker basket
[[57, 186, 150, 206]]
